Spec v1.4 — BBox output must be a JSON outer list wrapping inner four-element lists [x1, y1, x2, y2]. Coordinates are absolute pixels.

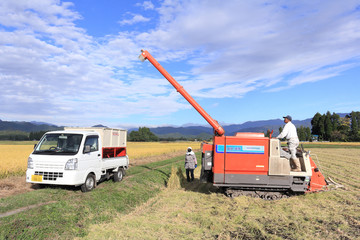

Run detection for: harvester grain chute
[[139, 50, 342, 199]]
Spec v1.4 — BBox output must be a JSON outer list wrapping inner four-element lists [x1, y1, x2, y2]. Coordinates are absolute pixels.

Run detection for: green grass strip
[[0, 153, 199, 239]]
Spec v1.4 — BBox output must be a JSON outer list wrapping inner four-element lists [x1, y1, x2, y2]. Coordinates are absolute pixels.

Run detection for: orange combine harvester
[[139, 50, 329, 199]]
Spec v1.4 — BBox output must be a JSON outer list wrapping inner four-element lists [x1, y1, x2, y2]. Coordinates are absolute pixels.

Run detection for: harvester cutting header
[[139, 49, 336, 199]]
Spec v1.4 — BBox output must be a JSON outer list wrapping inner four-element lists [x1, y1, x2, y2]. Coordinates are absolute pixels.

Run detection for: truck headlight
[[27, 157, 34, 169], [65, 158, 78, 170]]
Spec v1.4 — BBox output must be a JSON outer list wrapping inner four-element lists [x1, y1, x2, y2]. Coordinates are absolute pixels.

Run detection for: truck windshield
[[33, 133, 83, 155]]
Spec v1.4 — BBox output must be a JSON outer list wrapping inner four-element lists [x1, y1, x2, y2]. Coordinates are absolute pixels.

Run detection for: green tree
[[0, 131, 29, 140], [330, 130, 345, 142], [324, 111, 333, 141], [305, 127, 311, 141], [129, 127, 159, 142], [318, 114, 325, 140], [311, 112, 322, 135], [297, 127, 305, 141], [296, 126, 311, 141], [331, 112, 340, 131], [29, 131, 47, 140], [350, 111, 360, 141], [129, 131, 141, 141], [339, 116, 351, 133]]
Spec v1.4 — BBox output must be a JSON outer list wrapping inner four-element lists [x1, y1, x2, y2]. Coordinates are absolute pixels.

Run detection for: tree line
[[128, 127, 212, 142], [2, 112, 359, 142], [265, 126, 312, 141], [0, 130, 47, 141], [311, 111, 359, 141], [267, 110, 359, 142]]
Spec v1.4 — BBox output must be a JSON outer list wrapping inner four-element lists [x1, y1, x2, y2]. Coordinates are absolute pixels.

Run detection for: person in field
[[277, 115, 301, 172], [185, 147, 197, 182]]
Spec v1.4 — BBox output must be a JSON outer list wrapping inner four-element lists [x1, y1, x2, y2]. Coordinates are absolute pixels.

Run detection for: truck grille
[[34, 162, 64, 170], [35, 171, 64, 181]]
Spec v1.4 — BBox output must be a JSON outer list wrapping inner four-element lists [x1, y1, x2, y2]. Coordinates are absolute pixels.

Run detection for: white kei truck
[[26, 127, 129, 192]]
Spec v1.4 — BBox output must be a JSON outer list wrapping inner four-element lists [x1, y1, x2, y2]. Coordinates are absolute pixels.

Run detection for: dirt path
[[0, 201, 56, 218], [0, 176, 39, 198], [0, 150, 187, 198]]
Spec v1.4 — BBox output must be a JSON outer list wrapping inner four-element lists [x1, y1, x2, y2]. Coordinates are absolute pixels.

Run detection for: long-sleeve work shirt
[[277, 121, 299, 141]]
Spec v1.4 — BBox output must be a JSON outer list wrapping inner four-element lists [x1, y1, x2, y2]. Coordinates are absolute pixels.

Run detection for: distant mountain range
[[0, 119, 61, 132], [1, 112, 351, 140], [129, 118, 313, 140]]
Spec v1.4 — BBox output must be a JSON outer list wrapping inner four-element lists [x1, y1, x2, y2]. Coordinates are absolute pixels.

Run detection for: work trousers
[[186, 169, 194, 182], [280, 139, 299, 159]]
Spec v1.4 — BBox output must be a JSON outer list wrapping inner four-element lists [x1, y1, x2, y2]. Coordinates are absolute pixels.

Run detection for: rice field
[[0, 141, 200, 178], [126, 142, 200, 159], [85, 147, 360, 240], [0, 145, 359, 239], [306, 142, 360, 146], [0, 145, 34, 177], [1, 141, 358, 178]]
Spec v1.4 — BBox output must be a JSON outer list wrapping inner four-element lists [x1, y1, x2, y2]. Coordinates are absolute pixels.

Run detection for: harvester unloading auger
[[139, 50, 343, 199]]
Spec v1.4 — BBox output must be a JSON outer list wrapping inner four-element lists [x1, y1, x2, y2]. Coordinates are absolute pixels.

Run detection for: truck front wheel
[[113, 168, 124, 182], [81, 173, 96, 192]]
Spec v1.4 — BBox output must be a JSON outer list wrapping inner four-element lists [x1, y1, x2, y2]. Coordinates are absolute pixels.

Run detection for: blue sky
[[0, 0, 359, 129]]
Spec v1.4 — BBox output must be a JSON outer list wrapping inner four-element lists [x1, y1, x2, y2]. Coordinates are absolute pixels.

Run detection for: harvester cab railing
[[139, 50, 225, 136]]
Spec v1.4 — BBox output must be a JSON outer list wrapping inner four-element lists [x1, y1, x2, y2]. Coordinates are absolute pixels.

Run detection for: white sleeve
[[277, 124, 289, 139]]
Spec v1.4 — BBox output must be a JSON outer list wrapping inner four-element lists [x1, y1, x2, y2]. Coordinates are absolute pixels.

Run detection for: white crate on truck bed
[[64, 127, 127, 147]]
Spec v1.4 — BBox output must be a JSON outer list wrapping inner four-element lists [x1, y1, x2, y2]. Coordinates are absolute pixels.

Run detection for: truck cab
[[26, 127, 129, 192]]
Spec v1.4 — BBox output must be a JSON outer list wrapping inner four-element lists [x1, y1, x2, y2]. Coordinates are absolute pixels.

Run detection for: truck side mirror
[[84, 145, 91, 153]]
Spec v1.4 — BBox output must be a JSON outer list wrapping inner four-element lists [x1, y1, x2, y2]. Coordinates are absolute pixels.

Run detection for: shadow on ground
[[170, 166, 219, 195]]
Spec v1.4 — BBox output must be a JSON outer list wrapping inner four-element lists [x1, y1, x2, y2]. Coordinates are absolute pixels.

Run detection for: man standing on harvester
[[185, 147, 197, 182], [277, 115, 301, 172]]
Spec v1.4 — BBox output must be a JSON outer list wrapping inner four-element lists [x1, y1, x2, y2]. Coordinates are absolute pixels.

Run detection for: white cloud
[[137, 0, 360, 97], [136, 1, 155, 10], [0, 0, 360, 126], [0, 1, 181, 126], [118, 14, 150, 26]]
